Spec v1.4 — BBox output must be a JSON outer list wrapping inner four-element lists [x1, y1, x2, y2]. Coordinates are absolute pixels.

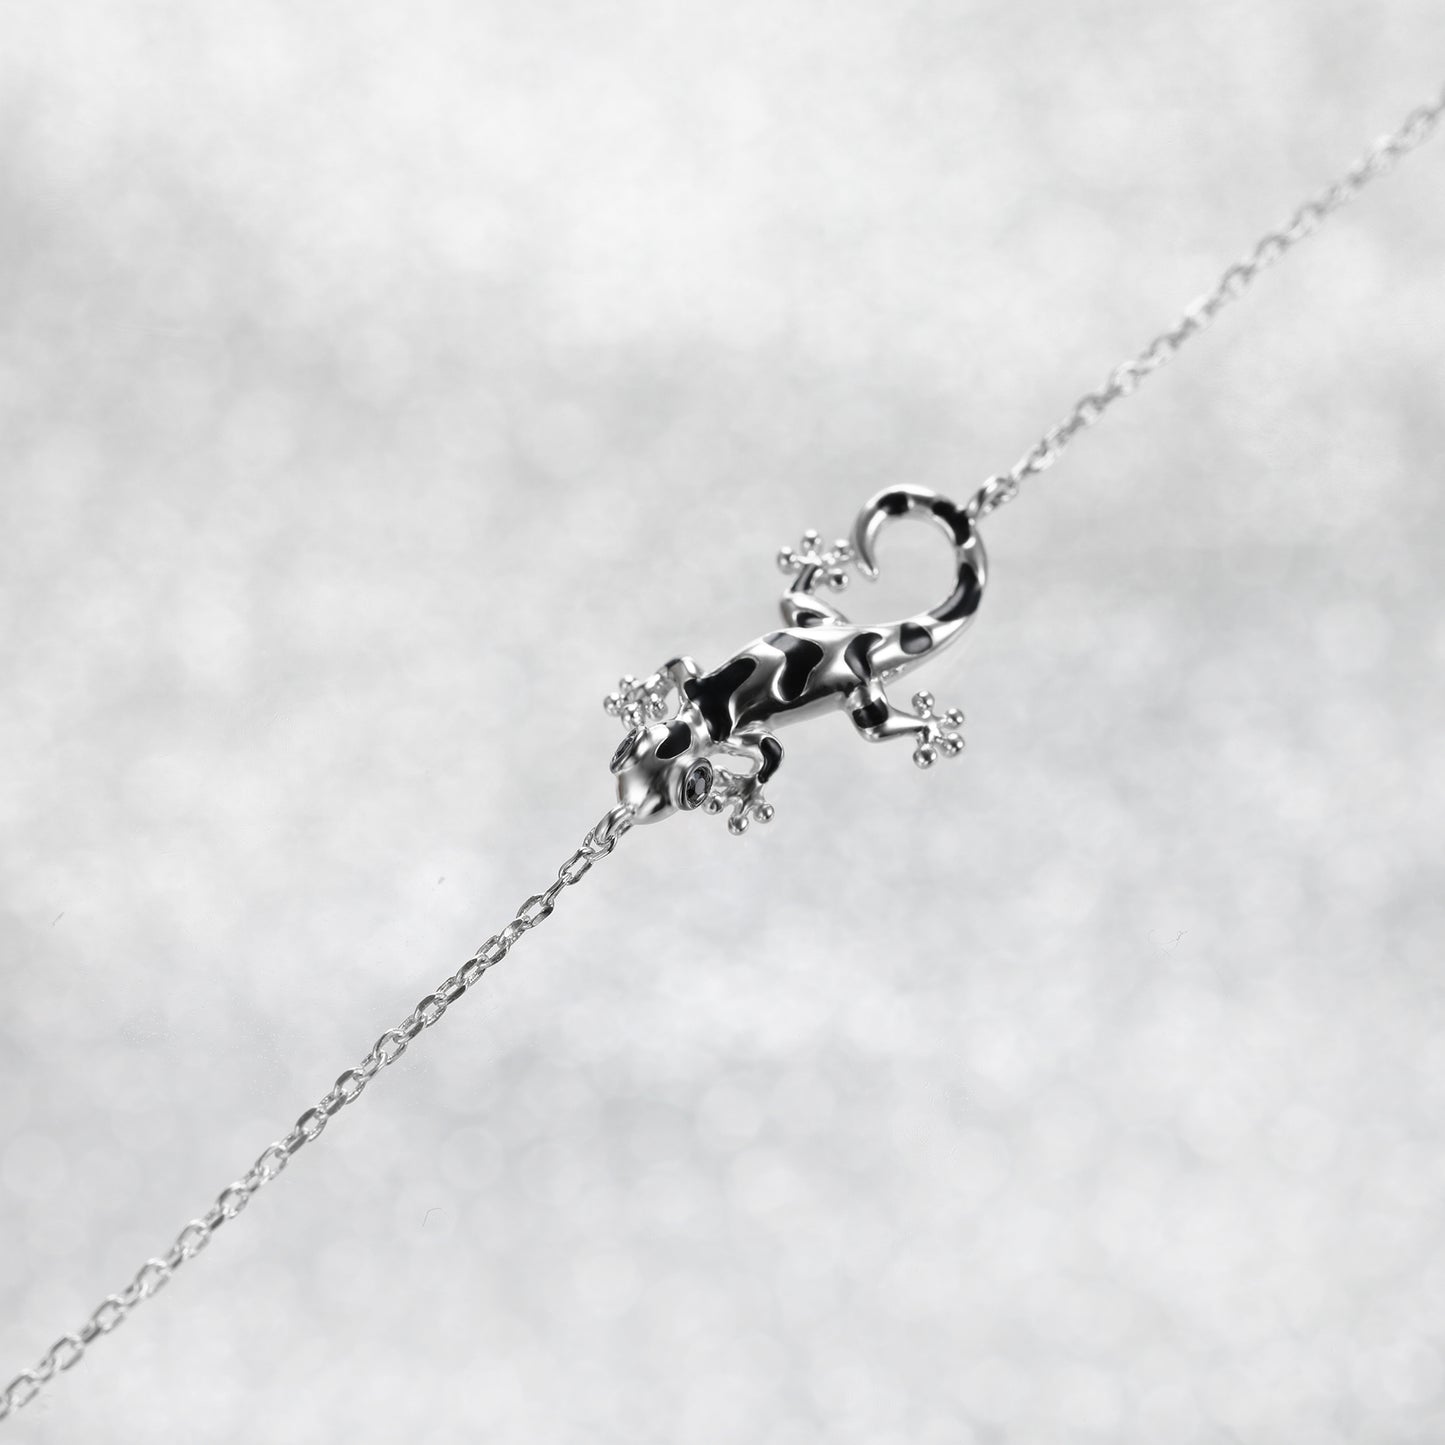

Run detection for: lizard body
[[607, 485, 987, 831]]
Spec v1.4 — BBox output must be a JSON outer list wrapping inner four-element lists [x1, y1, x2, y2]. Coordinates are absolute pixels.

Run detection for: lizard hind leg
[[847, 681, 966, 768], [776, 530, 859, 626]]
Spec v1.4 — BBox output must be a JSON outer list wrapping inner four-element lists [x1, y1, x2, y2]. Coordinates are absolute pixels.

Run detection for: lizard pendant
[[604, 485, 988, 834]]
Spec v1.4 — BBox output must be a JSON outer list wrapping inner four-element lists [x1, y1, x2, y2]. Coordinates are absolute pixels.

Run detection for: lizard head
[[608, 716, 716, 824]]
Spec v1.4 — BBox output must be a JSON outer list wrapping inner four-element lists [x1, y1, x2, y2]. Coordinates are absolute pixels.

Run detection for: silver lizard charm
[[603, 485, 987, 834]]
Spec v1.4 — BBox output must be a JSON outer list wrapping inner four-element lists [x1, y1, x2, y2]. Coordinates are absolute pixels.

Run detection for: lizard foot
[[602, 672, 672, 729], [908, 692, 966, 769], [701, 770, 776, 836], [775, 529, 857, 593]]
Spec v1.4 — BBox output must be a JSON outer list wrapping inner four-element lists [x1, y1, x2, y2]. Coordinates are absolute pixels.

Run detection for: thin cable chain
[[967, 84, 1445, 520], [4, 86, 1443, 1433], [0, 804, 636, 1424]]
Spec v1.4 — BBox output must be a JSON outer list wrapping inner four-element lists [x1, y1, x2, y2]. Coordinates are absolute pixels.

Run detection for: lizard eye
[[680, 760, 713, 810], [609, 731, 642, 774]]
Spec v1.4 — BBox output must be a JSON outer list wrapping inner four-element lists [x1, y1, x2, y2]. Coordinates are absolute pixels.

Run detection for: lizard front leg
[[656, 656, 703, 691], [703, 725, 783, 834], [603, 657, 702, 728], [846, 682, 965, 768]]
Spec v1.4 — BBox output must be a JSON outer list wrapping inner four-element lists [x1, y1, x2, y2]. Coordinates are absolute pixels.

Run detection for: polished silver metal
[[605, 485, 984, 831], [0, 804, 634, 1424], [966, 84, 1445, 520]]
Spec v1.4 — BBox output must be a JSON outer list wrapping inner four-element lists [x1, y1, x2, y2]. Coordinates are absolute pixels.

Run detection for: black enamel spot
[[656, 719, 692, 760], [879, 490, 911, 515], [687, 656, 757, 742], [758, 735, 784, 783], [681, 760, 713, 809], [772, 634, 826, 704], [936, 565, 982, 623], [853, 698, 889, 730], [899, 622, 933, 655], [937, 499, 972, 546], [843, 631, 882, 682]]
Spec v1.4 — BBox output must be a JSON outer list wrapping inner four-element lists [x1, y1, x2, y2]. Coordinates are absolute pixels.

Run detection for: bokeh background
[[2, 4, 1444, 1442]]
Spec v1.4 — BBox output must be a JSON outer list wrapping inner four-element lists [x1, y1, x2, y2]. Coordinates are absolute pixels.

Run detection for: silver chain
[[967, 84, 1445, 520], [5, 84, 1444, 1432], [0, 804, 636, 1423]]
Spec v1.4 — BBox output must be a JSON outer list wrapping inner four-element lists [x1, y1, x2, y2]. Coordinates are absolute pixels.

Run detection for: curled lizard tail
[[849, 485, 988, 672]]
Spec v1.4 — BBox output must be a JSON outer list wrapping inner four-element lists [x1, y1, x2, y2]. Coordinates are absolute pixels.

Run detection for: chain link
[[0, 804, 635, 1423], [967, 84, 1445, 519]]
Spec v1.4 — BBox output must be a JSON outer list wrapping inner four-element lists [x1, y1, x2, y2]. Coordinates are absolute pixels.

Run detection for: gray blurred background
[[2, 4, 1444, 1442]]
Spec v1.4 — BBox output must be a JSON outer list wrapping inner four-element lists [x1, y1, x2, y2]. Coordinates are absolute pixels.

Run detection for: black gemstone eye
[[610, 732, 639, 774], [681, 760, 713, 810]]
